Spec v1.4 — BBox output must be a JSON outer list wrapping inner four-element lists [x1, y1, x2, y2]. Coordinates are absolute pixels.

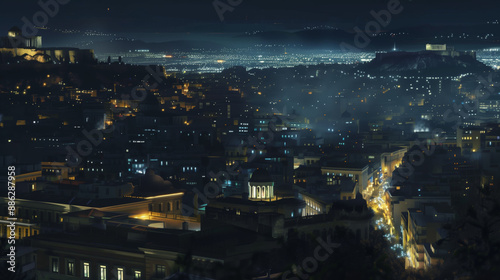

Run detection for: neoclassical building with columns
[[248, 169, 275, 201]]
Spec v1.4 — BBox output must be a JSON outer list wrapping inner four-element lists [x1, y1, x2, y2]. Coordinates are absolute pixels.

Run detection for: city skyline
[[1, 1, 500, 280]]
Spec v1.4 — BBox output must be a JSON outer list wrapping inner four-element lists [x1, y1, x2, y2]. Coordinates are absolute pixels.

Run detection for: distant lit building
[[0, 27, 95, 64], [402, 203, 454, 269], [297, 177, 357, 216], [457, 126, 483, 155], [2, 26, 42, 48], [374, 44, 476, 62], [248, 169, 274, 201], [321, 162, 370, 194], [381, 147, 407, 176], [425, 44, 476, 59], [479, 95, 500, 115]]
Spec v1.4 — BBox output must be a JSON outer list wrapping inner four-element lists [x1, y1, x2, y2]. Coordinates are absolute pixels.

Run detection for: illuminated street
[[1, 1, 500, 279], [365, 176, 407, 259]]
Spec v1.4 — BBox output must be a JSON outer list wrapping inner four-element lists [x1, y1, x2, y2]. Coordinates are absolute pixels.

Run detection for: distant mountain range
[[241, 24, 500, 50], [39, 24, 500, 53], [362, 51, 491, 75]]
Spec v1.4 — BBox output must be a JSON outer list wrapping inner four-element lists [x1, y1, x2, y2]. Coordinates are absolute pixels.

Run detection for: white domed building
[[248, 169, 274, 201]]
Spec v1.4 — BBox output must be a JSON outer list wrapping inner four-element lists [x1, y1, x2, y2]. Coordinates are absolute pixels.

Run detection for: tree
[[435, 185, 500, 280]]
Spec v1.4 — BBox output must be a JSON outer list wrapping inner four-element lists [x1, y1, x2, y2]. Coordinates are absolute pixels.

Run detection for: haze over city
[[1, 1, 500, 280]]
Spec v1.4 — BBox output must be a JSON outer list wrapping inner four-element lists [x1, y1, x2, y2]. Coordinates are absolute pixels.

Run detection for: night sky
[[0, 0, 498, 35]]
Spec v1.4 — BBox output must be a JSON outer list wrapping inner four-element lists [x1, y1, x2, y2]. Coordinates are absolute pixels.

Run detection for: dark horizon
[[1, 1, 500, 280], [1, 0, 499, 35]]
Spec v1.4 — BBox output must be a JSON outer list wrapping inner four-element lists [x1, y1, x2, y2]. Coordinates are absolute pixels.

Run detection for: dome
[[8, 26, 22, 34], [248, 169, 274, 200], [249, 169, 273, 183]]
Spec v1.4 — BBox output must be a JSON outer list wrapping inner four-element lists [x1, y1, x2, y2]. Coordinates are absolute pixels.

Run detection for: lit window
[[67, 260, 75, 276], [51, 257, 59, 273], [117, 268, 124, 280], [100, 265, 107, 280], [83, 262, 90, 278], [134, 271, 142, 279], [156, 265, 166, 278]]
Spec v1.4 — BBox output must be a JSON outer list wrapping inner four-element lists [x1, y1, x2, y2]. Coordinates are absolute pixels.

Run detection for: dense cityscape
[[1, 0, 500, 280]]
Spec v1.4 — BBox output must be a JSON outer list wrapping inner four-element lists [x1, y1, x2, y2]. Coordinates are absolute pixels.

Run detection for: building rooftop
[[321, 159, 369, 170], [249, 168, 273, 183], [63, 209, 127, 219], [14, 191, 145, 207], [211, 196, 305, 208], [8, 26, 21, 34]]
